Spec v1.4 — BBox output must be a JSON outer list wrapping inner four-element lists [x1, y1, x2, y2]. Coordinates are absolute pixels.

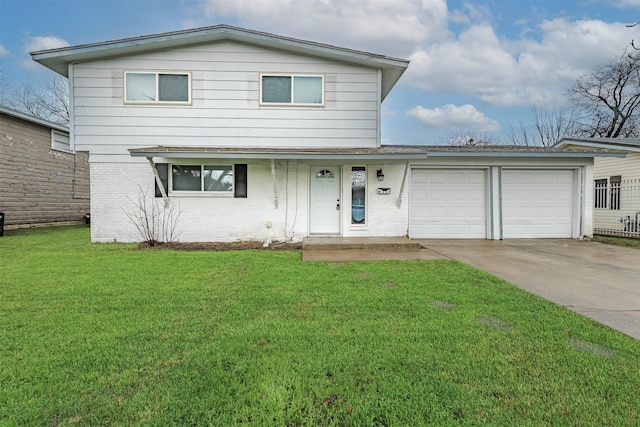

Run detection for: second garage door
[[410, 169, 486, 238], [502, 169, 575, 238]]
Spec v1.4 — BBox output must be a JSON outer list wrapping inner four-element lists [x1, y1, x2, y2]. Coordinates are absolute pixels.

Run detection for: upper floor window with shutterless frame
[[124, 71, 191, 104], [260, 74, 324, 106]]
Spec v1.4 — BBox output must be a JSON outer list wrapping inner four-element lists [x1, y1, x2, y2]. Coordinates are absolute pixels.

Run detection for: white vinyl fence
[[594, 178, 640, 238]]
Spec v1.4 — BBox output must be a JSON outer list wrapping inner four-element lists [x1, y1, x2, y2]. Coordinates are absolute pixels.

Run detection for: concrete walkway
[[303, 238, 640, 340]]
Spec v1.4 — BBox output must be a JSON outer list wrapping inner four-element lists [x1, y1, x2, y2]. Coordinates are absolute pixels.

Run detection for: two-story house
[[32, 25, 615, 243]]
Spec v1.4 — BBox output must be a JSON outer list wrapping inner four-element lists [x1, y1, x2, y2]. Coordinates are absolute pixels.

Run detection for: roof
[[0, 105, 69, 133], [129, 144, 625, 160], [30, 24, 410, 101], [556, 137, 640, 153]]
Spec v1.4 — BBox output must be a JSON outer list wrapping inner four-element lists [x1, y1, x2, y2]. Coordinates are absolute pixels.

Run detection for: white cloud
[[407, 104, 500, 132], [25, 35, 70, 53], [0, 45, 9, 57], [21, 35, 70, 70], [197, 0, 450, 56], [192, 1, 640, 110], [613, 0, 640, 7], [404, 18, 636, 107]]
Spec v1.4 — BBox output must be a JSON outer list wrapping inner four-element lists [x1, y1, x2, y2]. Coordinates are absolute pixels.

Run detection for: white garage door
[[502, 170, 574, 238], [410, 169, 486, 238]]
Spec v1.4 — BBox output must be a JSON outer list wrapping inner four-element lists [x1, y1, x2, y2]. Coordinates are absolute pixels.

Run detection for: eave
[[129, 146, 429, 161], [30, 24, 409, 100], [556, 137, 640, 153]]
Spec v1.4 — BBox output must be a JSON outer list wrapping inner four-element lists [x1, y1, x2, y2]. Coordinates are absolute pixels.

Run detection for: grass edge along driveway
[[1, 226, 639, 426]]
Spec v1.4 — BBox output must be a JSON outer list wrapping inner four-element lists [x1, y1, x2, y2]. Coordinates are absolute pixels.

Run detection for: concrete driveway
[[420, 239, 640, 341]]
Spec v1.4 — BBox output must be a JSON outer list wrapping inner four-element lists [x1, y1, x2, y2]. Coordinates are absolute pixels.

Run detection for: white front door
[[310, 166, 341, 234]]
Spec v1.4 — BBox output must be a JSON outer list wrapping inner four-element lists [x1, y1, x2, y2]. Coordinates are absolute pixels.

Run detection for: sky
[[2, 0, 640, 145]]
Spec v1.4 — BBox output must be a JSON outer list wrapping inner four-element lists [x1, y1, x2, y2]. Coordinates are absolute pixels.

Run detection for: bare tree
[[508, 104, 578, 147], [447, 132, 501, 146], [6, 75, 69, 125], [569, 49, 640, 138]]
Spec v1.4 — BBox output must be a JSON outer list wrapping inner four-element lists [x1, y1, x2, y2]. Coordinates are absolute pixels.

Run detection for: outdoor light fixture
[[377, 169, 384, 182]]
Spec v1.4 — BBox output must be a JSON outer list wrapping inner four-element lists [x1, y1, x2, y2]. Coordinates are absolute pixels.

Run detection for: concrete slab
[[302, 248, 446, 262], [419, 239, 640, 340]]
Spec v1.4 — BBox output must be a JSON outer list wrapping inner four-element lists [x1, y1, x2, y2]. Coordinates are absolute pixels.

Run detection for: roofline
[[425, 150, 626, 158], [0, 105, 69, 132], [30, 24, 409, 100], [129, 145, 625, 160], [129, 147, 428, 161], [556, 137, 640, 152]]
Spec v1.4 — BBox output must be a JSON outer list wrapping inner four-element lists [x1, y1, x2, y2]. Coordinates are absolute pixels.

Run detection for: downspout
[[147, 157, 170, 207], [397, 161, 410, 208], [271, 159, 279, 209]]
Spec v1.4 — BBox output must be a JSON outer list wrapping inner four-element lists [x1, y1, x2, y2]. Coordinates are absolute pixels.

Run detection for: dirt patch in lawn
[[140, 241, 302, 251]]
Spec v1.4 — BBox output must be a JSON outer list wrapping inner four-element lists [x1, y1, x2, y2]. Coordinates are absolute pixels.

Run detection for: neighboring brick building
[[0, 106, 89, 229]]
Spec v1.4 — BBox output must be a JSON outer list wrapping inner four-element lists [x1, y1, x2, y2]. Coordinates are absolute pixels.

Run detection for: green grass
[[1, 226, 639, 426], [593, 234, 640, 249]]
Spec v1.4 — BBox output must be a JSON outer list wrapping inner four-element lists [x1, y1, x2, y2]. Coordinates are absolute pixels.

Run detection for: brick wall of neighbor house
[[0, 113, 90, 227]]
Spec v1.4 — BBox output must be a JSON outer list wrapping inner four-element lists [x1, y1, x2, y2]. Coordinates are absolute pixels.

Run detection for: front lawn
[[1, 226, 639, 426]]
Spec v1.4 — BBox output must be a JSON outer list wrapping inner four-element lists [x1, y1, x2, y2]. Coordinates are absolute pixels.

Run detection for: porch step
[[302, 237, 421, 251]]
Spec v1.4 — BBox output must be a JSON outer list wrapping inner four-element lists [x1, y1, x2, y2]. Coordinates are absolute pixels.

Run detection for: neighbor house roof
[[0, 105, 68, 133], [129, 145, 625, 160], [30, 24, 410, 101], [556, 137, 640, 153]]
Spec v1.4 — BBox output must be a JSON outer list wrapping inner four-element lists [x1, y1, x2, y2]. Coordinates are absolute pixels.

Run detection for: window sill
[[169, 192, 234, 198]]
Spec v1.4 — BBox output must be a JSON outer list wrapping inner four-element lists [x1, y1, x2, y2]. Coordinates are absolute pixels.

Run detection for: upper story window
[[261, 75, 324, 106], [125, 72, 191, 104]]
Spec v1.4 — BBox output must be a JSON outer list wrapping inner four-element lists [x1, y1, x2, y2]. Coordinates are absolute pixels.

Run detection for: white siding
[[594, 153, 640, 180], [72, 41, 380, 156]]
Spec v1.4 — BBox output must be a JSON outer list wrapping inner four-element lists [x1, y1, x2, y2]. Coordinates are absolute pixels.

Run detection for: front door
[[310, 166, 341, 234]]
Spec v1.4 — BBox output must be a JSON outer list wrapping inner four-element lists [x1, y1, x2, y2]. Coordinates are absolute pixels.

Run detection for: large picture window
[[171, 165, 233, 193], [261, 75, 324, 105], [125, 72, 190, 103]]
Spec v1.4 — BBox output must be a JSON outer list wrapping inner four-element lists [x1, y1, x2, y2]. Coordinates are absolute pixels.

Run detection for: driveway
[[420, 239, 640, 341]]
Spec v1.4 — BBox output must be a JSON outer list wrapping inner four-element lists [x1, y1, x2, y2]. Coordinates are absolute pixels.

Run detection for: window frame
[[594, 176, 622, 210], [51, 130, 72, 153], [260, 74, 325, 106], [124, 71, 192, 105], [351, 166, 367, 226], [169, 164, 235, 196]]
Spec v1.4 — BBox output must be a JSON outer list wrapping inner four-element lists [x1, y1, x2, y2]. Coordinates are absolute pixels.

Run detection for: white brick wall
[[90, 160, 312, 243], [342, 163, 409, 237]]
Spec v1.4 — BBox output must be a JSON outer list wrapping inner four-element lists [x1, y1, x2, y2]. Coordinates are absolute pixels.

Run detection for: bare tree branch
[[569, 49, 640, 138]]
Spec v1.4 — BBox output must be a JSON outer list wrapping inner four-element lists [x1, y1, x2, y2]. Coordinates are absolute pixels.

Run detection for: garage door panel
[[410, 169, 486, 239], [503, 170, 574, 238]]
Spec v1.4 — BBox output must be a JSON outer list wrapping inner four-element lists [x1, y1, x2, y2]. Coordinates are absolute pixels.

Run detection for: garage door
[[410, 169, 486, 238], [502, 170, 574, 238]]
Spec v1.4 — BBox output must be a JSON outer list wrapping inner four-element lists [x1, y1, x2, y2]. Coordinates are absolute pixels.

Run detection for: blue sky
[[2, 0, 640, 145]]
